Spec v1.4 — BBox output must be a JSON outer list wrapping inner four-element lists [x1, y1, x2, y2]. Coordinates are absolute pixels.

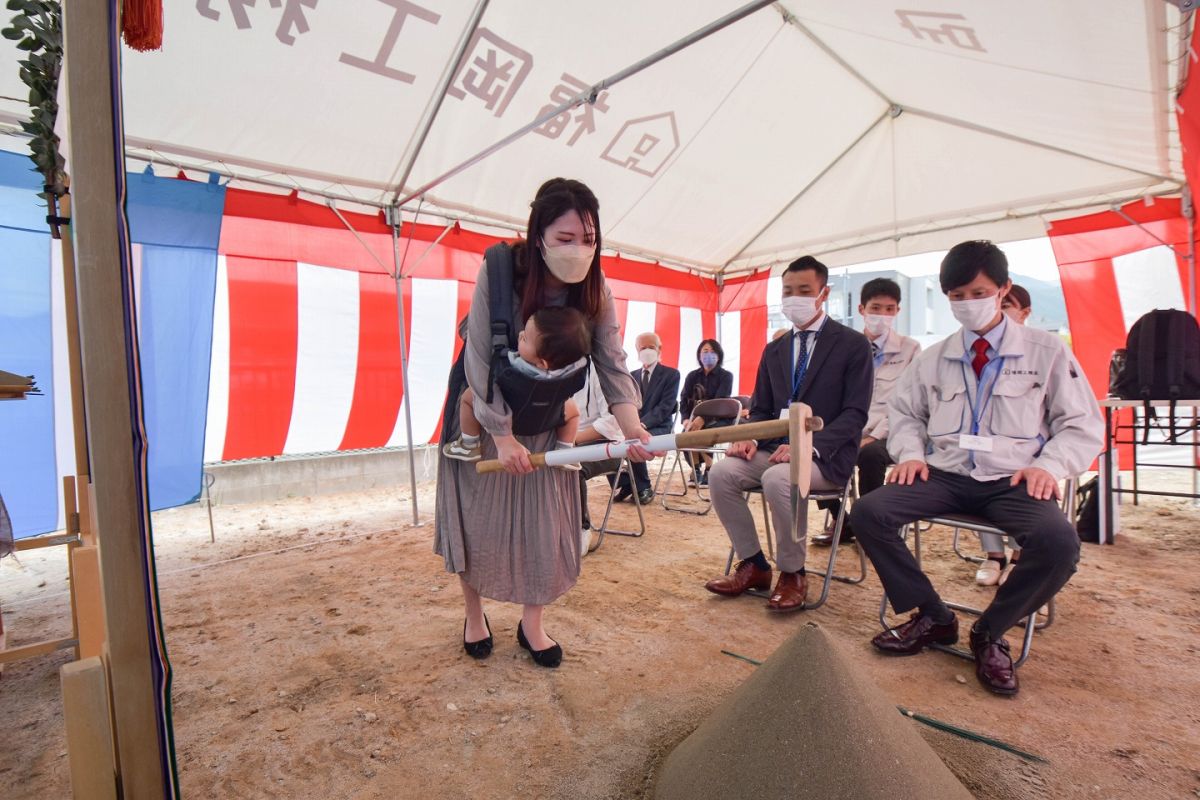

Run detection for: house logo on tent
[[600, 112, 680, 178]]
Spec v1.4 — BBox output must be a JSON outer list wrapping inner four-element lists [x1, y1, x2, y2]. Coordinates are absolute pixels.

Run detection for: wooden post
[[63, 2, 172, 796], [61, 657, 119, 800], [72, 545, 106, 659], [58, 189, 91, 478]]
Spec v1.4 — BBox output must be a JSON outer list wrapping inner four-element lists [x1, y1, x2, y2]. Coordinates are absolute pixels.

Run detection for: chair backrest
[[734, 394, 751, 410], [692, 397, 742, 421]]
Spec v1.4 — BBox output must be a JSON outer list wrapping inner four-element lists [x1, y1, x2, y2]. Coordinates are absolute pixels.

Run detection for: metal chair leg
[[659, 449, 714, 516], [806, 502, 869, 610], [592, 459, 646, 551], [878, 523, 1043, 668], [654, 451, 689, 498], [951, 527, 987, 564]]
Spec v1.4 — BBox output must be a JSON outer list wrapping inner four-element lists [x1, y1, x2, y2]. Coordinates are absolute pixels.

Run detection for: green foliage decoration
[[2, 0, 64, 202]]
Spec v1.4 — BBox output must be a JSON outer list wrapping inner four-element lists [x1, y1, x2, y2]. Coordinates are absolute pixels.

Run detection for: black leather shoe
[[463, 615, 493, 660], [613, 486, 633, 504], [969, 623, 1019, 696], [636, 488, 655, 506], [812, 519, 855, 547], [871, 612, 959, 656], [517, 622, 562, 668]]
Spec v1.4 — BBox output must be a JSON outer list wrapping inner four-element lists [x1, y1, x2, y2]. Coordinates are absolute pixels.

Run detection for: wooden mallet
[[475, 402, 823, 490]]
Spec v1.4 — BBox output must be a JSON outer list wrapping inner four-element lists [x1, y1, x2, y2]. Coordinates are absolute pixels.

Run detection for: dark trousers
[[849, 468, 1080, 638], [824, 437, 891, 519], [580, 458, 621, 529], [616, 461, 653, 494]]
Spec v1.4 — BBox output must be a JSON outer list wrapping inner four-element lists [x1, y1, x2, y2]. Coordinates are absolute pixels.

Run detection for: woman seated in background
[[679, 339, 734, 486]]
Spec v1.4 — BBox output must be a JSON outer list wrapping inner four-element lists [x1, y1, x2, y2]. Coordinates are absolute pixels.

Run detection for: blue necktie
[[792, 330, 812, 398]]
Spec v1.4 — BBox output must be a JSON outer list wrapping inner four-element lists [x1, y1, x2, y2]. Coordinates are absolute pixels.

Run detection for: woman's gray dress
[[433, 264, 639, 604]]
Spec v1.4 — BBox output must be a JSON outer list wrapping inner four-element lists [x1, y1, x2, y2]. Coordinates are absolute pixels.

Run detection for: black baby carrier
[[441, 243, 588, 442], [1110, 308, 1200, 443]]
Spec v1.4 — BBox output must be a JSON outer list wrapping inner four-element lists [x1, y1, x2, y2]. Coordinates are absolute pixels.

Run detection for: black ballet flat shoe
[[463, 615, 493, 660], [516, 621, 563, 668]]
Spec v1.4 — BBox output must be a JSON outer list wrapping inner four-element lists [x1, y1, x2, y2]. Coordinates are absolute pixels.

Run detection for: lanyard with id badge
[[959, 357, 1004, 453]]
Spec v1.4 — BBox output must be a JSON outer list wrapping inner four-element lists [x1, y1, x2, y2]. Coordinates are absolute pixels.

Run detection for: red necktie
[[971, 337, 990, 379]]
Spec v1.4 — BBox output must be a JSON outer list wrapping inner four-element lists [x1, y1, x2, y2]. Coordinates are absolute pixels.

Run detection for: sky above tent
[[0, 1, 1187, 274]]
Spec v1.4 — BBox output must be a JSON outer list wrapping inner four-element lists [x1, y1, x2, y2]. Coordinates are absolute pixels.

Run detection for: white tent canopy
[[0, 0, 1188, 272]]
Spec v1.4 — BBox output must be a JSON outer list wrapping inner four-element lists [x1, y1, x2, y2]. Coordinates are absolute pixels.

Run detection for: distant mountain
[[1010, 274, 1068, 332]]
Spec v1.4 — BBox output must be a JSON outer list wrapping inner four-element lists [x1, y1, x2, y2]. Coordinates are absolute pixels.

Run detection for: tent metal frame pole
[[775, 5, 894, 106], [1110, 203, 1182, 254], [387, 0, 490, 203], [903, 106, 1180, 185], [1187, 185, 1199, 506], [324, 201, 421, 527], [388, 206, 423, 527], [396, 0, 776, 208], [118, 149, 390, 210], [1187, 185, 1197, 315], [720, 109, 890, 271], [722, 186, 1185, 277]]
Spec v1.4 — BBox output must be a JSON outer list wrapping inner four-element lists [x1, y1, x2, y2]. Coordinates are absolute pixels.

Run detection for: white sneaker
[[441, 437, 481, 462], [975, 559, 1002, 586], [998, 562, 1017, 586], [580, 528, 590, 558]]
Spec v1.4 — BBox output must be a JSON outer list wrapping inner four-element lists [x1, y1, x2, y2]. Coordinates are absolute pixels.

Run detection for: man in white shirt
[[813, 278, 921, 546], [849, 241, 1102, 696]]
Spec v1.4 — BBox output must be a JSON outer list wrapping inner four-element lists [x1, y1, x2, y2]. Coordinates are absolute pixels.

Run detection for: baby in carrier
[[443, 305, 589, 469]]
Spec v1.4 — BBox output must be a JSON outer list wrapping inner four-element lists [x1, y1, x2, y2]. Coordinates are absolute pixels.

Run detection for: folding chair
[[947, 478, 1078, 571], [587, 456, 647, 553], [876, 479, 1078, 669], [721, 479, 867, 610], [654, 397, 743, 515]]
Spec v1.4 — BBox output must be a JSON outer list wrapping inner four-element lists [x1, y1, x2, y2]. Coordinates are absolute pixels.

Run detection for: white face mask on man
[[863, 314, 895, 338], [540, 238, 594, 284], [780, 293, 823, 327], [638, 348, 660, 367], [949, 293, 1002, 331]]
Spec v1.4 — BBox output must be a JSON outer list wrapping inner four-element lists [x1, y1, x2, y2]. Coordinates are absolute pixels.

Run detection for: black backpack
[[439, 243, 588, 441], [1110, 309, 1200, 442], [1074, 476, 1100, 544]]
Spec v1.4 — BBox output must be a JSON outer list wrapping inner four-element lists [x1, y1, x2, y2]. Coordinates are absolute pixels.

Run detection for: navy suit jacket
[[632, 363, 681, 436], [746, 318, 873, 487]]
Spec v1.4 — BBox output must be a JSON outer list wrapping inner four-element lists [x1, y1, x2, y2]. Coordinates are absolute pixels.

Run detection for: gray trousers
[[708, 450, 839, 573], [849, 468, 1080, 638]]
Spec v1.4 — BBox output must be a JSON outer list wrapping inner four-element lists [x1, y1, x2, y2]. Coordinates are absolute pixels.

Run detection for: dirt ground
[[2, 465, 1199, 799]]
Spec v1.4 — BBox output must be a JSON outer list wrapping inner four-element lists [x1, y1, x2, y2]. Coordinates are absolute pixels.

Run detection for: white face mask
[[540, 238, 594, 284], [781, 294, 822, 327], [949, 293, 1001, 331], [638, 348, 659, 367], [863, 314, 895, 338]]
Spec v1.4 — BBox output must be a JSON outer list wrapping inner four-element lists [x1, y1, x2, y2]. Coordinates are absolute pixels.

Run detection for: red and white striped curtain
[[200, 188, 771, 462]]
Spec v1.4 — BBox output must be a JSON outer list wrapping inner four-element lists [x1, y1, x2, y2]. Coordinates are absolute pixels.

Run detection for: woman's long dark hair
[[512, 178, 604, 323], [696, 338, 724, 369]]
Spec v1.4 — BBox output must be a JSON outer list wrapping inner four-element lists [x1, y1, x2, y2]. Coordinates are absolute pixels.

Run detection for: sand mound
[[653, 622, 972, 800]]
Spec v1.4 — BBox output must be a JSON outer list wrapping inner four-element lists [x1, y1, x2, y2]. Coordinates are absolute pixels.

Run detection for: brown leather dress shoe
[[871, 612, 959, 656], [704, 560, 772, 597], [970, 625, 1019, 696], [811, 519, 855, 547], [766, 571, 807, 612]]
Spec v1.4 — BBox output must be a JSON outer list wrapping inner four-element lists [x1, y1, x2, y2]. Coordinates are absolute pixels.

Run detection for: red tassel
[[122, 0, 164, 52]]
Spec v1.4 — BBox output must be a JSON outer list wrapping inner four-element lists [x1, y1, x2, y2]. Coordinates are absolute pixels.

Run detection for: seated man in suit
[[614, 332, 680, 505], [813, 277, 921, 546], [850, 240, 1102, 696], [704, 256, 873, 612]]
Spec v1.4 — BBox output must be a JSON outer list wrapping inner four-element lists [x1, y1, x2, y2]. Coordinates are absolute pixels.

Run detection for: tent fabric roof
[[0, 1, 1187, 273]]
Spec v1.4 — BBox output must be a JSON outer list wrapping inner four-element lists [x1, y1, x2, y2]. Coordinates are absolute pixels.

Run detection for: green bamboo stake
[[719, 649, 1048, 764]]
